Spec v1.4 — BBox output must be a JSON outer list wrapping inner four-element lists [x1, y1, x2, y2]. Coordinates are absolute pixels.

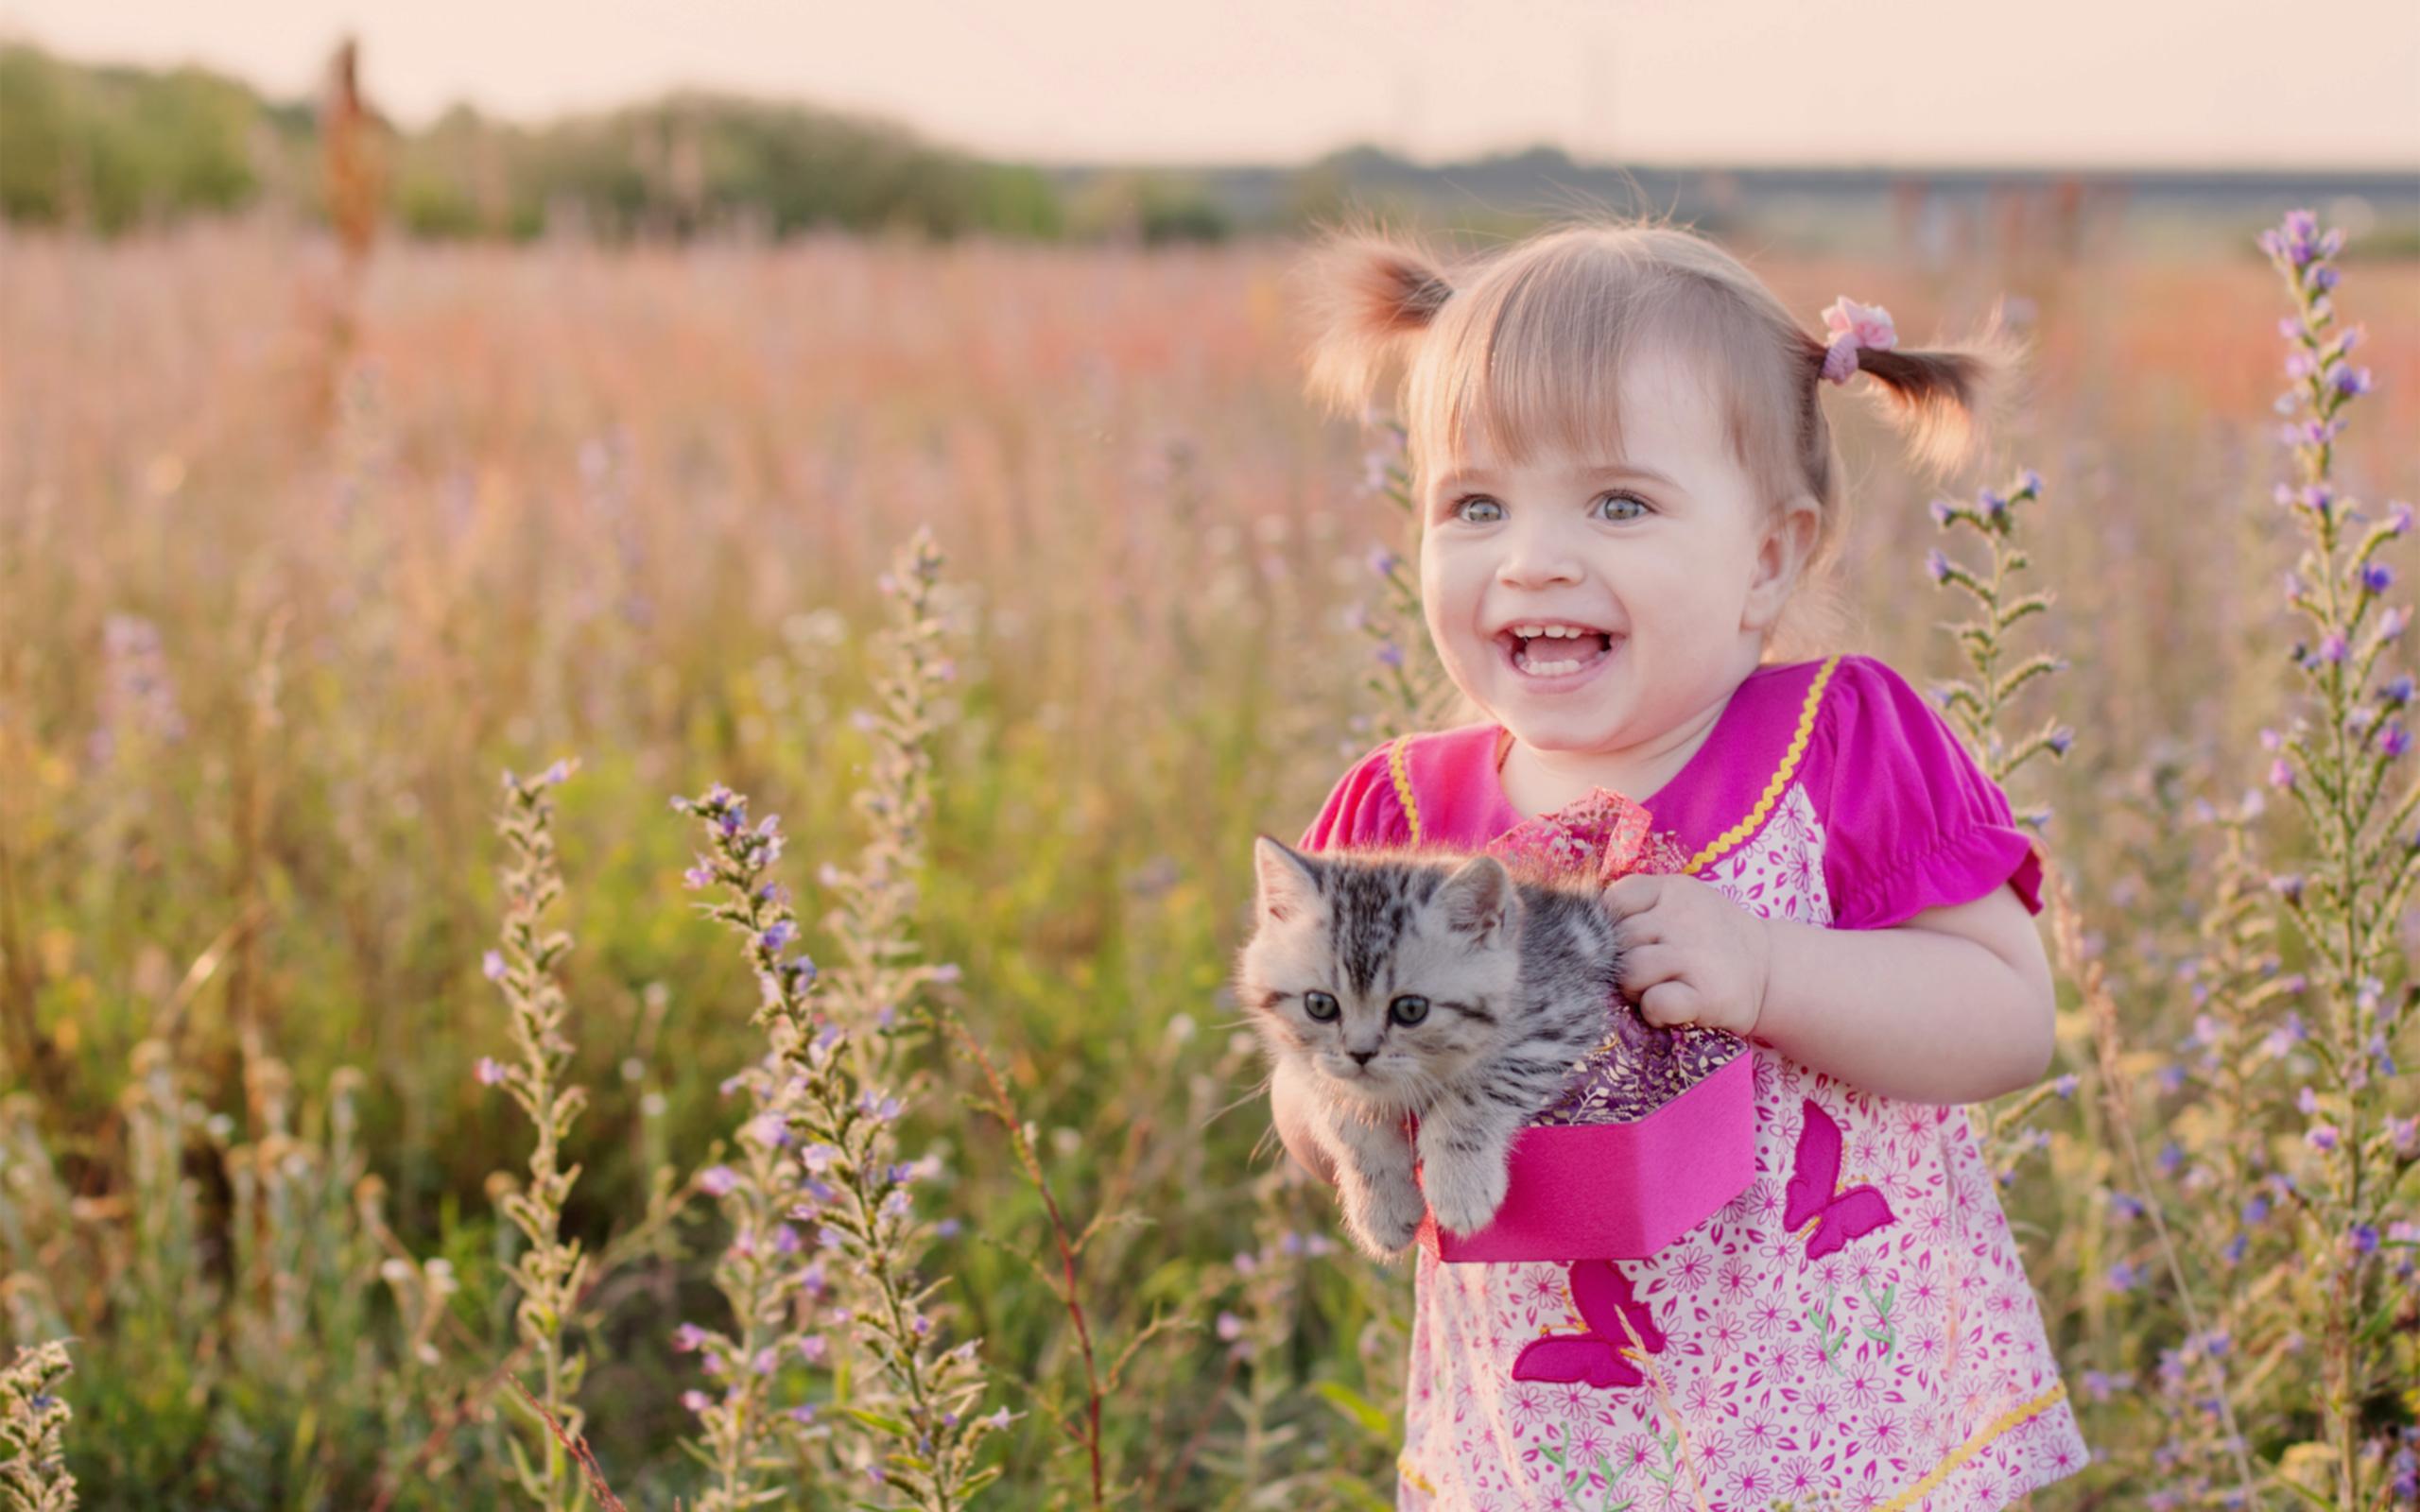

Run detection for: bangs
[[1399, 234, 1806, 510]]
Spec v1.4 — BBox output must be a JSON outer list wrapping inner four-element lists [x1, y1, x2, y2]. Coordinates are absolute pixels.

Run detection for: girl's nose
[[1495, 527, 1582, 588]]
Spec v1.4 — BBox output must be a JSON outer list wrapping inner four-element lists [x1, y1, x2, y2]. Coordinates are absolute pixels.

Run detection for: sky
[[4, 0, 2417, 170]]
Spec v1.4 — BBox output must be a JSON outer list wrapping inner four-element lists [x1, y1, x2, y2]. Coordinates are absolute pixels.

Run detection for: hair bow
[[1818, 296, 1896, 386]]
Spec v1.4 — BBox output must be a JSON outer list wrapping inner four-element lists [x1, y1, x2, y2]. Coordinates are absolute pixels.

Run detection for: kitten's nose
[[1350, 1049, 1377, 1066]]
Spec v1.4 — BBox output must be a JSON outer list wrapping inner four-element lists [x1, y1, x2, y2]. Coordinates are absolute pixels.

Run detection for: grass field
[[1, 209, 2414, 1509]]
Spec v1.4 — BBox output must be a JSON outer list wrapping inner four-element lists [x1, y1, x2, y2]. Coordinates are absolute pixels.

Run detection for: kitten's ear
[[1252, 834, 1324, 924], [1436, 853, 1517, 948]]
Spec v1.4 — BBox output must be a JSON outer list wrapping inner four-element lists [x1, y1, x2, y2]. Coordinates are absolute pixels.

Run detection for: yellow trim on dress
[[1680, 653, 1841, 875], [1395, 1452, 1438, 1495], [1388, 733, 1424, 843], [1873, 1381, 2070, 1510]]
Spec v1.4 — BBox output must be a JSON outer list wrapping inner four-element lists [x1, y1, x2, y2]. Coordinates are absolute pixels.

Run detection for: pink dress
[[1296, 654, 2088, 1512]]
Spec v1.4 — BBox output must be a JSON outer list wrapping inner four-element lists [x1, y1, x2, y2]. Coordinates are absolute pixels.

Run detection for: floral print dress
[[1296, 654, 2089, 1512]]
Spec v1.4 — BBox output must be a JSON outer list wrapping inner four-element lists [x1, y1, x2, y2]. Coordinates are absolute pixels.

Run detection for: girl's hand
[[1599, 873, 1772, 1037]]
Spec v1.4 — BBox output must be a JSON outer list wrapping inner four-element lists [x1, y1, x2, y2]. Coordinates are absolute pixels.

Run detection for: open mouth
[[1496, 625, 1620, 684]]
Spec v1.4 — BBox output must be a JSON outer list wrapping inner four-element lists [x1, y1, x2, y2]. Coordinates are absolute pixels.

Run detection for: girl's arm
[[1752, 883, 2055, 1105], [1604, 872, 2056, 1106]]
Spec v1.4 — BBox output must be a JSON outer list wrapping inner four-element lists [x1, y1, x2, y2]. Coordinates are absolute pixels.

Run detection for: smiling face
[[1418, 340, 1813, 783]]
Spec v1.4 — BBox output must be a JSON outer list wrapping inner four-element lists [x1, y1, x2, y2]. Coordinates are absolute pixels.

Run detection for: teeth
[[1523, 656, 1584, 676], [1511, 624, 1598, 639]]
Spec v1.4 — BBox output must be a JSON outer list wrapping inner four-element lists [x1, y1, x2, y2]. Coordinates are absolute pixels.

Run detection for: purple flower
[[2240, 1194, 2270, 1226], [1216, 1310, 1244, 1340], [2104, 1262, 2140, 1293], [2296, 1085, 2319, 1114], [2053, 1074, 2078, 1098], [683, 1389, 712, 1414], [2381, 723, 2411, 759], [482, 950, 507, 982], [1925, 549, 1951, 583], [1374, 640, 1404, 668], [2307, 1122, 2340, 1152], [2329, 364, 2372, 396], [673, 1322, 711, 1352], [699, 1165, 740, 1197], [2018, 469, 2043, 495], [2349, 1224, 2379, 1254], [683, 860, 716, 889], [761, 919, 796, 952], [1927, 499, 1955, 525], [2382, 676, 2413, 707], [2362, 562, 2397, 594], [2048, 727, 2075, 756], [2268, 758, 2295, 790], [1368, 547, 1400, 578], [475, 1057, 508, 1087], [2389, 501, 2414, 536]]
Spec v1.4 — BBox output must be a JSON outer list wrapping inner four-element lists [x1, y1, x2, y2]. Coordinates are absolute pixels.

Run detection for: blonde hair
[[1291, 210, 2024, 657]]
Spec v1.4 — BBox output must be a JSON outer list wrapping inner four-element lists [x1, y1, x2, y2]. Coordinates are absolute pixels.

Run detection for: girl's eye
[[1304, 991, 1340, 1022], [1445, 491, 1651, 524], [1390, 994, 1429, 1026]]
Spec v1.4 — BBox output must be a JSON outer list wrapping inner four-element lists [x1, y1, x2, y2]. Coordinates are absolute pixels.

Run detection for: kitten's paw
[[1340, 1176, 1426, 1260], [1420, 1153, 1511, 1239]]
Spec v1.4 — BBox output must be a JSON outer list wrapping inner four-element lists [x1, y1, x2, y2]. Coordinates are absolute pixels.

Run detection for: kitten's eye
[[1304, 990, 1340, 1022], [1390, 994, 1429, 1026]]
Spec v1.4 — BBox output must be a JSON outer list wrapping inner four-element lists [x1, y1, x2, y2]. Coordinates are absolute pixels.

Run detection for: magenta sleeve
[[1816, 655, 2045, 930], [1296, 740, 1403, 853]]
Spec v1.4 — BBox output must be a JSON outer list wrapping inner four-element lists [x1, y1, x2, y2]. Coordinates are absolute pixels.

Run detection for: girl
[[1273, 218, 2088, 1510]]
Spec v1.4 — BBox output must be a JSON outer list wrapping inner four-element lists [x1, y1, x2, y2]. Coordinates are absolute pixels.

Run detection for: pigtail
[[1290, 214, 1459, 422], [1823, 299, 2029, 476]]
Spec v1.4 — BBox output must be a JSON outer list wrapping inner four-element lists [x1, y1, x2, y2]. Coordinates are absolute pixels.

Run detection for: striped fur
[[1238, 837, 1625, 1259]]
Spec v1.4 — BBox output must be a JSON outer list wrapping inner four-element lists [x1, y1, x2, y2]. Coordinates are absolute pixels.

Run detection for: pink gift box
[[1410, 1050, 1756, 1263]]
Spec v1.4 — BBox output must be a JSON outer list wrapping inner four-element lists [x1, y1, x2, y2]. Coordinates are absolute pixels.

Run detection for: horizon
[[2, 0, 2416, 175]]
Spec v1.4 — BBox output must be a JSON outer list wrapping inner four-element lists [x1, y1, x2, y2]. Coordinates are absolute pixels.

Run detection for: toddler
[[1273, 217, 2088, 1510]]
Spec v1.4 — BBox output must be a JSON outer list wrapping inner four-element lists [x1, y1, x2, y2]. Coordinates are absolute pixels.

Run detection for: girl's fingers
[[1616, 943, 1684, 995], [1637, 980, 1703, 1028]]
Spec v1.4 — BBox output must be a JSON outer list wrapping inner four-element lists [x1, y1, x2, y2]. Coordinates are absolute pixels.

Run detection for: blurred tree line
[[0, 40, 1254, 244]]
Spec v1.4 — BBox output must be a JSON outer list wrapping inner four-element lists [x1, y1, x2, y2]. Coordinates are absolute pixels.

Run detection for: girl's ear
[[1742, 493, 1820, 633]]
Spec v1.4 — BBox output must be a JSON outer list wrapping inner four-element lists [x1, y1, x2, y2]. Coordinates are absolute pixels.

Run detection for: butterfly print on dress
[[1509, 1260, 1668, 1388], [1783, 1098, 1897, 1260]]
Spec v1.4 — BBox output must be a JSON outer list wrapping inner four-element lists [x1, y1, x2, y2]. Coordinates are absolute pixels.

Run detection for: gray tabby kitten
[[1236, 835, 1625, 1261]]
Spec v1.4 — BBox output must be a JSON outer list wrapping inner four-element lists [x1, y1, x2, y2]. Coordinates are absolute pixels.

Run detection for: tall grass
[[0, 205, 2412, 1506]]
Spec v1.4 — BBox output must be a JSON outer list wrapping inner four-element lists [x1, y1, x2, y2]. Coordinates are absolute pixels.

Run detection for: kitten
[[1236, 835, 1627, 1261]]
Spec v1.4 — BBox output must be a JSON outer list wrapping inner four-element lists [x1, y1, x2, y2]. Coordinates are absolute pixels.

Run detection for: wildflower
[[2349, 1224, 2380, 1254], [2104, 1262, 2140, 1293], [2047, 727, 2075, 756], [2317, 632, 2349, 663], [2018, 468, 2043, 495], [2296, 1086, 2319, 1114], [475, 1057, 507, 1087], [2307, 1123, 2340, 1152], [2270, 873, 2304, 903], [1368, 547, 1400, 578], [2360, 562, 2395, 594], [2382, 676, 2413, 707], [683, 1390, 712, 1414], [482, 950, 508, 982], [699, 1165, 740, 1197], [674, 1323, 712, 1352], [2329, 364, 2373, 396], [1928, 498, 1955, 525], [1925, 549, 1951, 583], [2052, 1074, 2078, 1098], [2390, 501, 2414, 535], [986, 1407, 1012, 1431], [1375, 640, 1404, 667], [936, 1216, 962, 1238], [1216, 1311, 1244, 1341], [2381, 723, 2411, 759], [2268, 758, 2295, 790], [761, 919, 795, 952]]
